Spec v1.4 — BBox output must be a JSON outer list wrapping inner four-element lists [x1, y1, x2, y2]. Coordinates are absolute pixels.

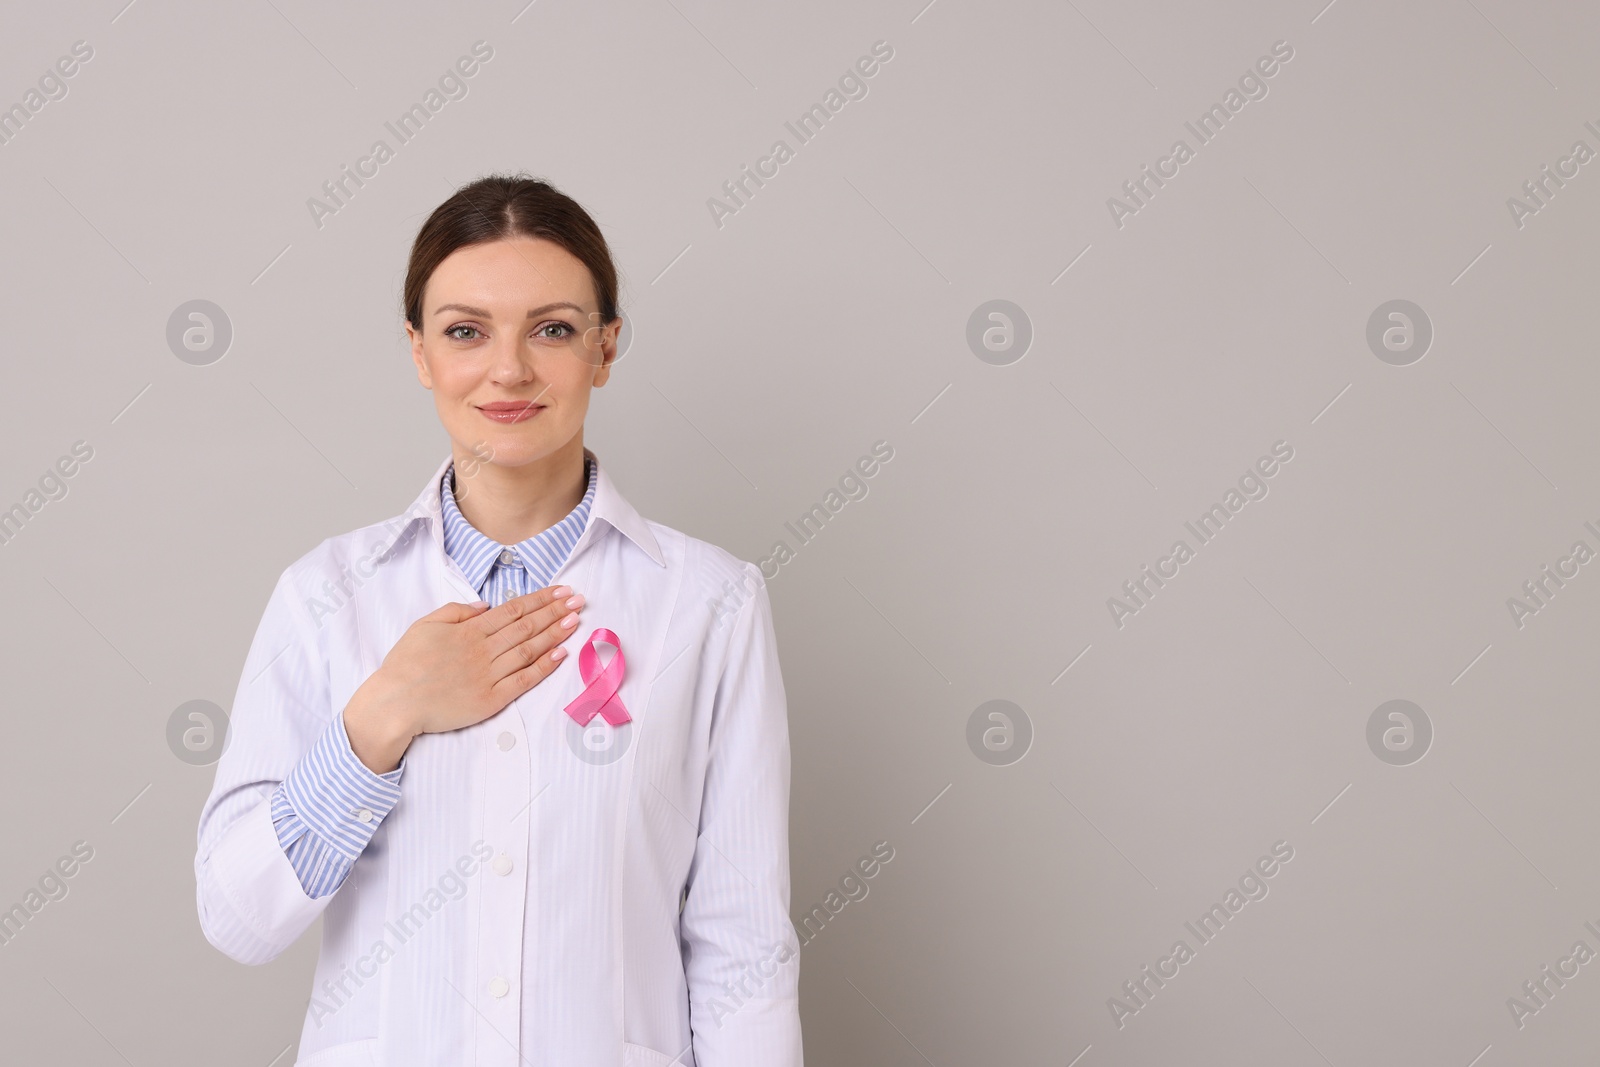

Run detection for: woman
[[195, 174, 802, 1067]]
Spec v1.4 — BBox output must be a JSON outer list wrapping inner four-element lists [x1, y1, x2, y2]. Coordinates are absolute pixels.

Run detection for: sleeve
[[679, 563, 804, 1066], [193, 559, 397, 964], [269, 708, 403, 899]]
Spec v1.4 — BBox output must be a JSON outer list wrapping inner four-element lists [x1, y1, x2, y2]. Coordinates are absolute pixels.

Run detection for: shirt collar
[[376, 446, 666, 572], [440, 453, 598, 591]]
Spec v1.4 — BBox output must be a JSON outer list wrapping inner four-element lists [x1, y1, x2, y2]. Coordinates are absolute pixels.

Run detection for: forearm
[[270, 707, 405, 898], [341, 671, 417, 774]]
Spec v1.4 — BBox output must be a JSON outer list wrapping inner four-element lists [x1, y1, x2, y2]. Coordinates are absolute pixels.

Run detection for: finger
[[483, 589, 583, 659], [490, 638, 571, 703], [473, 584, 573, 639], [421, 600, 491, 625], [489, 606, 581, 680]]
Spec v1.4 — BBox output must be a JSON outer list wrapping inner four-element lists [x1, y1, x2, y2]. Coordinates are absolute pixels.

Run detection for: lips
[[477, 401, 544, 424]]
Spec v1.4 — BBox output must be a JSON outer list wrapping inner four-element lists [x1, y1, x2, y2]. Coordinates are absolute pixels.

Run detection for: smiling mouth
[[476, 402, 545, 424]]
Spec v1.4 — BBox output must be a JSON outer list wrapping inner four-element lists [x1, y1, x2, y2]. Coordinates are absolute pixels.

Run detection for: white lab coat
[[195, 449, 802, 1066]]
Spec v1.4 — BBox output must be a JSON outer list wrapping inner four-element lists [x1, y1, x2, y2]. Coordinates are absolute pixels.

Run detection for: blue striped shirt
[[268, 455, 597, 898]]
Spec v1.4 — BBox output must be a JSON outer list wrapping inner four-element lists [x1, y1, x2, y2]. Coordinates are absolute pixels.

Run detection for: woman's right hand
[[343, 584, 585, 773]]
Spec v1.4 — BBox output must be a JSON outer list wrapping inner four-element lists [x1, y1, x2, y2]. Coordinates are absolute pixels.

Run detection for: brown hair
[[403, 172, 620, 333]]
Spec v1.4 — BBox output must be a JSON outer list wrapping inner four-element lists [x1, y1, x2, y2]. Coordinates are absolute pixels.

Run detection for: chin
[[457, 428, 565, 468]]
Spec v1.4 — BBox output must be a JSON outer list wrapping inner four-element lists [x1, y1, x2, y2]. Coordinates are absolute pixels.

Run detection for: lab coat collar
[[380, 446, 665, 570]]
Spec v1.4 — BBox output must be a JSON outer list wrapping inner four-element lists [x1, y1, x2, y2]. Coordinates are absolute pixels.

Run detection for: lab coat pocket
[[622, 1041, 689, 1067], [292, 1037, 379, 1066]]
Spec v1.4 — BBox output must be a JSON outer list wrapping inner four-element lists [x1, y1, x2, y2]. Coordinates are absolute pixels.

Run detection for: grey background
[[1, 0, 1596, 1063]]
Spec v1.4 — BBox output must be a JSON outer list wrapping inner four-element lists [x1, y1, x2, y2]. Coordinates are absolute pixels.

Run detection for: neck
[[451, 436, 588, 546]]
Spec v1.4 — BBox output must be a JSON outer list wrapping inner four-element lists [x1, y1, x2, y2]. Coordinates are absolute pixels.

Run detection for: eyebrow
[[432, 301, 585, 319]]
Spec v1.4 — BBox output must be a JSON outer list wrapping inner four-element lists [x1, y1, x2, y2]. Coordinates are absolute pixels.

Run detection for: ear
[[406, 320, 433, 389], [590, 314, 623, 389]]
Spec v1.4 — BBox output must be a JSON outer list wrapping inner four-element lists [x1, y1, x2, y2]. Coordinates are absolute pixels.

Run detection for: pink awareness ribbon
[[563, 628, 632, 726]]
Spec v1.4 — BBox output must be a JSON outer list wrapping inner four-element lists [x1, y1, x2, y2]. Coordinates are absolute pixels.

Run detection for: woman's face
[[406, 235, 619, 473]]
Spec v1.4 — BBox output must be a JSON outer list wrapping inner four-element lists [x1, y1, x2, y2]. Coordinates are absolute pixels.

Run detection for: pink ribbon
[[563, 628, 632, 726]]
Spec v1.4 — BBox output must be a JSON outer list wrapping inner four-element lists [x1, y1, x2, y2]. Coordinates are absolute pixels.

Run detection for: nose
[[487, 336, 537, 386]]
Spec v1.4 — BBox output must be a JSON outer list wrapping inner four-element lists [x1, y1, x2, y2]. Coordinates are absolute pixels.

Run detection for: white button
[[492, 853, 513, 877], [498, 549, 515, 564], [497, 731, 516, 751], [351, 808, 373, 823], [488, 976, 510, 998]]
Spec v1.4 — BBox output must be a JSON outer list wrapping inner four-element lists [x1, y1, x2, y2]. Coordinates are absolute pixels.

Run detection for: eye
[[535, 321, 575, 341], [444, 324, 482, 341]]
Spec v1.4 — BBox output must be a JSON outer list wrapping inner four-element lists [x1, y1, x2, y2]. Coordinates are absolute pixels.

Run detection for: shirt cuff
[[280, 711, 404, 862]]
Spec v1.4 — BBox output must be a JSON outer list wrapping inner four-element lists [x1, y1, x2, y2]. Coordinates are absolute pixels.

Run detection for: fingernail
[[565, 594, 585, 609], [561, 611, 579, 628], [551, 646, 568, 661], [551, 585, 572, 599], [470, 600, 488, 609]]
